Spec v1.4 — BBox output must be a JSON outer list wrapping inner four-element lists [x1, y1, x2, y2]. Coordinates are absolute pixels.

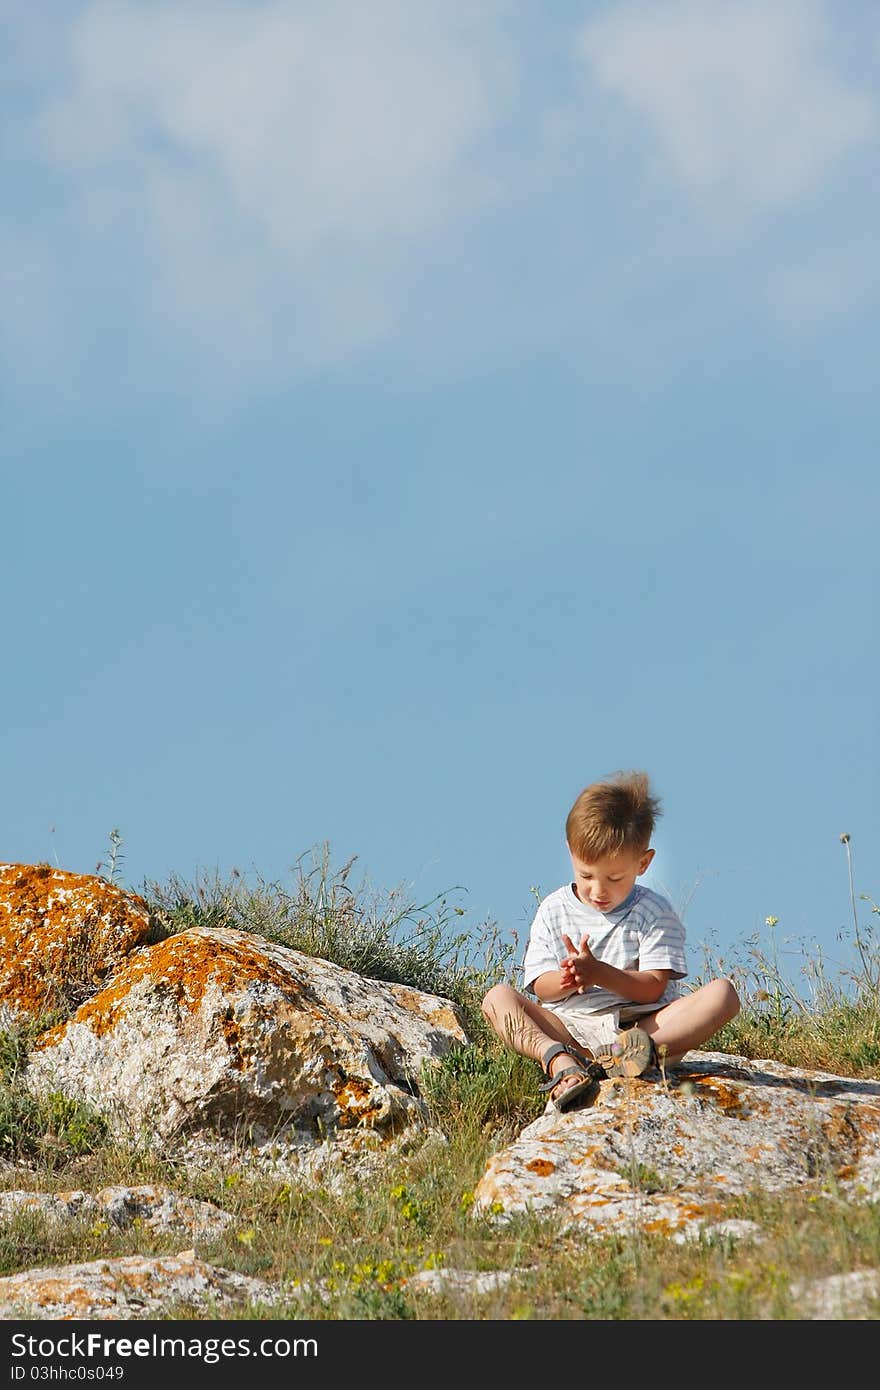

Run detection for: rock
[[24, 924, 470, 1143], [0, 1184, 233, 1240], [0, 1190, 97, 1222], [93, 1184, 235, 1238], [473, 1050, 880, 1238], [170, 1116, 449, 1191], [0, 1249, 278, 1320], [671, 1216, 765, 1245], [405, 1267, 522, 1296], [0, 864, 155, 1027], [790, 1268, 880, 1320]]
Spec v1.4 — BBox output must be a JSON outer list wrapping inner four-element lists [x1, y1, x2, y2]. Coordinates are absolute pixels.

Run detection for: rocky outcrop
[[3, 865, 880, 1321], [0, 864, 155, 1027], [24, 923, 470, 1143], [0, 1184, 234, 1241], [790, 1268, 880, 1320], [0, 1250, 279, 1320], [473, 1050, 880, 1236]]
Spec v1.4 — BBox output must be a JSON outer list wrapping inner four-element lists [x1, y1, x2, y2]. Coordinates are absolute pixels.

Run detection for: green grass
[[1, 844, 878, 1320], [142, 844, 514, 1038]]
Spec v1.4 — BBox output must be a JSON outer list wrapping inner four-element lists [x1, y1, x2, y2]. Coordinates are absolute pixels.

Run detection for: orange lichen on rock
[[334, 1077, 384, 1128], [0, 864, 155, 1022], [821, 1105, 858, 1148], [384, 983, 466, 1032], [34, 929, 308, 1045], [639, 1217, 679, 1235], [525, 1159, 556, 1177], [692, 1078, 747, 1117], [640, 1196, 725, 1233]]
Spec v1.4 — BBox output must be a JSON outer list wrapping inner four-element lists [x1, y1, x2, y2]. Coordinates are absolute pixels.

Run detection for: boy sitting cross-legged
[[481, 770, 740, 1112]]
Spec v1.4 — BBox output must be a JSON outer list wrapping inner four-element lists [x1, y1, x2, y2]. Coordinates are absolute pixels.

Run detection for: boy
[[481, 770, 740, 1112]]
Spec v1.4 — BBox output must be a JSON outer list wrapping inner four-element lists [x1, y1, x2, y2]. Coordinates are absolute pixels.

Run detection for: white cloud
[[6, 0, 510, 396], [3, 0, 880, 406], [578, 0, 877, 211], [44, 0, 506, 257]]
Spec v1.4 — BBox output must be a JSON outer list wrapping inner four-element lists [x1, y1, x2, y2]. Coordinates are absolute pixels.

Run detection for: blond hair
[[565, 770, 661, 860]]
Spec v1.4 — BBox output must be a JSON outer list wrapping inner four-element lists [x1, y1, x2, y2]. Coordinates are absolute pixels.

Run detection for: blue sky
[[3, 0, 877, 993]]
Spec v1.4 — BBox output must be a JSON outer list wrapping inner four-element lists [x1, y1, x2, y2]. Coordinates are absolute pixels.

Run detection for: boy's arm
[[580, 960, 672, 1003], [530, 968, 579, 1004], [561, 932, 672, 1003]]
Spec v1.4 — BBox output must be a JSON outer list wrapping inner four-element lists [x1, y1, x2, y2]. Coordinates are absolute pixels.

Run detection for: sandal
[[538, 1042, 605, 1112], [593, 1027, 656, 1079]]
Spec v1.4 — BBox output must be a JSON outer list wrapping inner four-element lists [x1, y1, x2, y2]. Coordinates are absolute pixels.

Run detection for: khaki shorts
[[557, 1005, 655, 1055]]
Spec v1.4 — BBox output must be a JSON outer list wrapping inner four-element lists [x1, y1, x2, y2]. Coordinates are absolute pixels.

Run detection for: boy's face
[[568, 846, 655, 913]]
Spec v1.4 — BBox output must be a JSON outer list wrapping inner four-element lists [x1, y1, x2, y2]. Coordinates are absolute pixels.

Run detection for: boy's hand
[[560, 932, 600, 994]]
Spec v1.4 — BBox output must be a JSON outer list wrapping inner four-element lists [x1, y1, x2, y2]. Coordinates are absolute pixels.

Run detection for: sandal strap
[[538, 1064, 585, 1093], [541, 1041, 589, 1075]]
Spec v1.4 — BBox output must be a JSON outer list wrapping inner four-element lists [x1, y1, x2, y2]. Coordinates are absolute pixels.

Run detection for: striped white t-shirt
[[521, 882, 687, 1022]]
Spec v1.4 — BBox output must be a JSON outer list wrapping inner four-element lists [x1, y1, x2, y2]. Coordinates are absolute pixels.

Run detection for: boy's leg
[[633, 977, 740, 1067], [481, 982, 596, 1101]]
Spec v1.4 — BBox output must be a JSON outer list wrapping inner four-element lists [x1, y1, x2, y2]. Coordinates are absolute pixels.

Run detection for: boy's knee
[[718, 976, 740, 1018], [481, 982, 503, 1018], [481, 981, 514, 1020]]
